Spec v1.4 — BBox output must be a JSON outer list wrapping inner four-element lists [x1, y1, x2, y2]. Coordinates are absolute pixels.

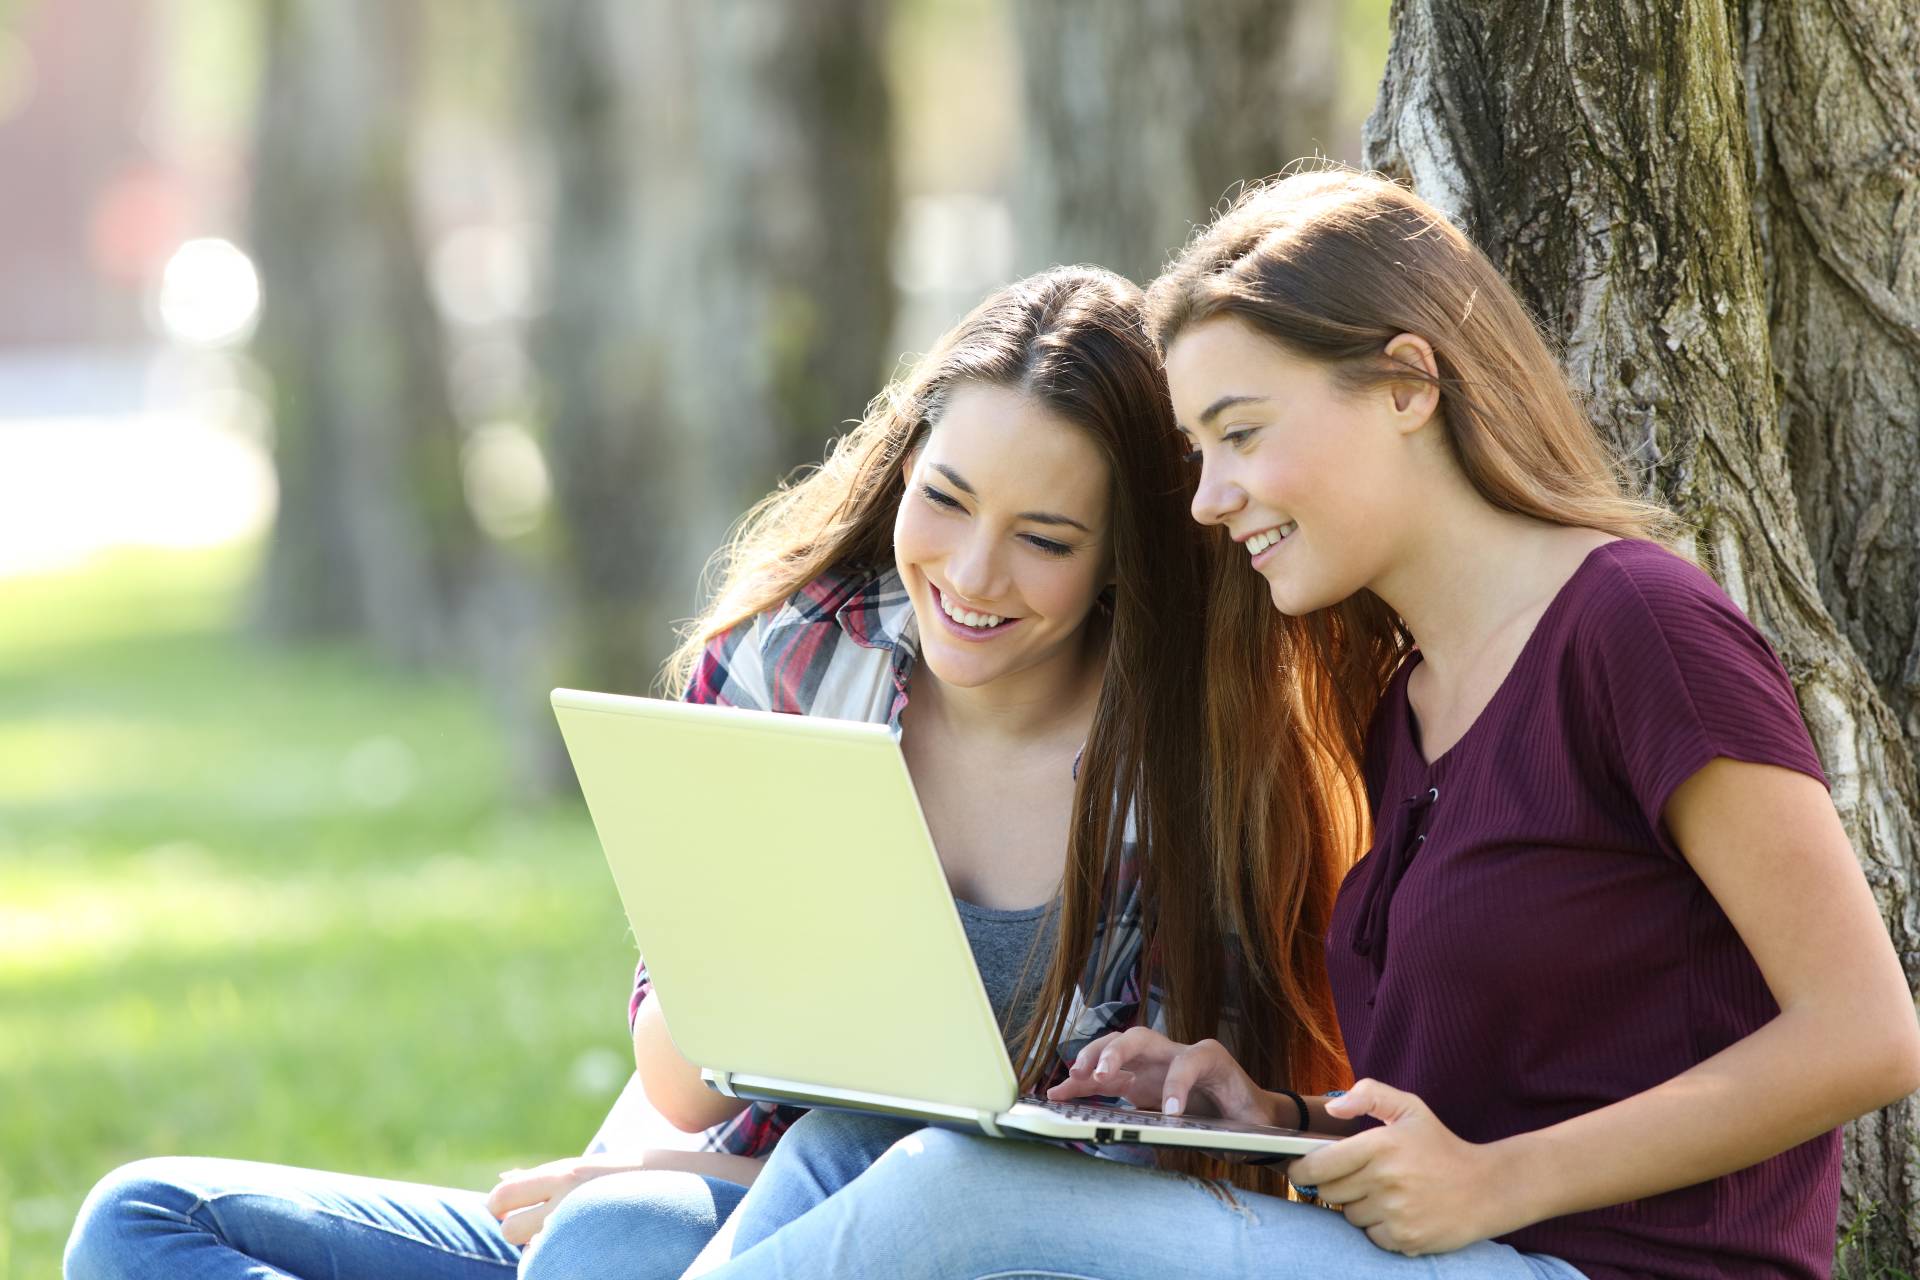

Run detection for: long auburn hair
[[1145, 168, 1681, 1065], [664, 266, 1355, 1187]]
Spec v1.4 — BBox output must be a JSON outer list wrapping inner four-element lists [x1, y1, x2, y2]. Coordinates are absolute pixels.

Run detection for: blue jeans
[[62, 1156, 745, 1280], [527, 1110, 915, 1277], [723, 1111, 918, 1255], [693, 1120, 1589, 1280], [521, 1168, 747, 1280]]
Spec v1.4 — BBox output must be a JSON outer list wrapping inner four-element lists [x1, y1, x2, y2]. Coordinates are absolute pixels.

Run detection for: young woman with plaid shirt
[[65, 266, 1356, 1280], [510, 265, 1354, 1277]]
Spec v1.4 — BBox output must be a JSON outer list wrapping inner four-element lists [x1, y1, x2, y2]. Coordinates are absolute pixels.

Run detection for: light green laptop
[[551, 687, 1330, 1157]]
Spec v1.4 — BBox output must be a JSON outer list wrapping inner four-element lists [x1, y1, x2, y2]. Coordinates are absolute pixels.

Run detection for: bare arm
[[1294, 759, 1920, 1253], [1484, 760, 1920, 1226], [633, 994, 750, 1134]]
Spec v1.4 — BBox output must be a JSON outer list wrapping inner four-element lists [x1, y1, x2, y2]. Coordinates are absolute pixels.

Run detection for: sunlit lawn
[[0, 548, 636, 1279]]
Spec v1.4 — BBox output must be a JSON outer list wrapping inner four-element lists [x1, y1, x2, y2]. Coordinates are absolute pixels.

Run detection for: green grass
[[0, 547, 636, 1279]]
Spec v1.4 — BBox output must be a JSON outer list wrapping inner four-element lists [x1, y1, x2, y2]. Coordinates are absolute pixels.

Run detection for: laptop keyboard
[[1024, 1096, 1280, 1133]]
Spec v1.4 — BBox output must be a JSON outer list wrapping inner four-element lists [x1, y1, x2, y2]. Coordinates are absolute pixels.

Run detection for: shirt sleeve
[[1586, 552, 1828, 861], [628, 615, 771, 1030]]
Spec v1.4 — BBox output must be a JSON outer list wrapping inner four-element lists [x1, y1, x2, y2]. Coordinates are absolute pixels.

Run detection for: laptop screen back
[[552, 689, 1019, 1114]]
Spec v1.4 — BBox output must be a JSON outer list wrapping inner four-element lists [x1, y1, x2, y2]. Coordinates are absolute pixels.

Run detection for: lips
[[932, 584, 1019, 639]]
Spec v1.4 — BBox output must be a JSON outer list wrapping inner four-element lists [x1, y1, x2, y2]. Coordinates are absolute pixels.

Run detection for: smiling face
[[1165, 315, 1422, 616], [893, 381, 1114, 692]]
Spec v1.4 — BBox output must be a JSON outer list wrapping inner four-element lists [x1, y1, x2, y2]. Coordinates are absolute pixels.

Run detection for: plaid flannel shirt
[[617, 565, 1168, 1158]]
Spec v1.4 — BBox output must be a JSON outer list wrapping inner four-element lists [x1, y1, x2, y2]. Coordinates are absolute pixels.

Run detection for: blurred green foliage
[[0, 548, 635, 1280]]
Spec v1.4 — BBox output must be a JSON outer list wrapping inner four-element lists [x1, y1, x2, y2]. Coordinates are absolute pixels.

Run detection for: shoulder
[[704, 563, 888, 655], [1574, 539, 1739, 623], [1563, 540, 1784, 679], [765, 563, 887, 630], [692, 562, 901, 714], [1557, 539, 1823, 792]]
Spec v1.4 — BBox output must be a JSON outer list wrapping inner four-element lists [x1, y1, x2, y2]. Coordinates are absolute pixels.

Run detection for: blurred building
[[0, 0, 186, 349]]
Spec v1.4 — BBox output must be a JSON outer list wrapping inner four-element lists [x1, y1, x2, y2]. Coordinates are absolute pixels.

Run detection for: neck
[[1368, 490, 1606, 683]]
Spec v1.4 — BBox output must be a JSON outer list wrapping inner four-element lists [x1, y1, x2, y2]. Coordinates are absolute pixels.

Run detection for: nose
[[944, 526, 1003, 602], [1189, 454, 1245, 528]]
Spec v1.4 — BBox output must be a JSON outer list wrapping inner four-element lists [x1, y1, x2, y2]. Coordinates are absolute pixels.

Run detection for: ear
[[1382, 333, 1441, 431]]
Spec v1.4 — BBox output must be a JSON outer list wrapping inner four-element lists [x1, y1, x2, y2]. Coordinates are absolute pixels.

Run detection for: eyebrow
[[1199, 394, 1271, 426], [930, 462, 1092, 534]]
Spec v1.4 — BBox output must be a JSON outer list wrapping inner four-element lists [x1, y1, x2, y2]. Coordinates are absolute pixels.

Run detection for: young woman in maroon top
[[1052, 170, 1920, 1275], [680, 170, 1920, 1280]]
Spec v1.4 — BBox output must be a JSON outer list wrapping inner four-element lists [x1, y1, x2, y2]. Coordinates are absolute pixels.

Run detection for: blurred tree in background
[[1012, 0, 1341, 284], [519, 0, 894, 706], [250, 0, 481, 666]]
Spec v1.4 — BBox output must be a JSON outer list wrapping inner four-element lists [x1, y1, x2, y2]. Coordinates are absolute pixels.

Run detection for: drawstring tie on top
[[1350, 785, 1439, 977]]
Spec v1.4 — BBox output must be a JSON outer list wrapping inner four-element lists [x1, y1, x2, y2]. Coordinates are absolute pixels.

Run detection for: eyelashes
[[919, 485, 1075, 558], [1179, 427, 1259, 465]]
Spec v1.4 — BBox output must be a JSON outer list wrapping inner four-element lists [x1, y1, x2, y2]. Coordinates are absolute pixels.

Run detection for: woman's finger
[[1066, 1033, 1122, 1078], [1288, 1128, 1382, 1189], [1334, 1193, 1384, 1228], [484, 1176, 542, 1218], [1158, 1044, 1220, 1116], [498, 1200, 552, 1248], [1309, 1170, 1374, 1212], [1045, 1067, 1137, 1102], [1364, 1221, 1407, 1255], [1323, 1078, 1424, 1126], [485, 1167, 575, 1219]]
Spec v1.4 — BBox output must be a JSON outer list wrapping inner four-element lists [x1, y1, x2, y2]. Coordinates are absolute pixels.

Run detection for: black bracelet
[[1275, 1088, 1308, 1130]]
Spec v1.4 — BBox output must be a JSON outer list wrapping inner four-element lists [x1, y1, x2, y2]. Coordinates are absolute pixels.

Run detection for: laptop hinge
[[703, 1068, 738, 1098], [719, 1072, 1001, 1134]]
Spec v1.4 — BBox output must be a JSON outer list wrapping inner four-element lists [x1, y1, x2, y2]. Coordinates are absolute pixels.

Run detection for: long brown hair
[[1146, 167, 1681, 1100], [665, 268, 1354, 1185]]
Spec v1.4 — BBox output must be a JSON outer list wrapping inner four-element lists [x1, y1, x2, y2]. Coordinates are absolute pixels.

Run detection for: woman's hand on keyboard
[[1046, 1026, 1290, 1127]]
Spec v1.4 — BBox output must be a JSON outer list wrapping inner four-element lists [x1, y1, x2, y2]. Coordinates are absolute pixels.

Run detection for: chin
[[1265, 574, 1346, 618], [917, 640, 1010, 689]]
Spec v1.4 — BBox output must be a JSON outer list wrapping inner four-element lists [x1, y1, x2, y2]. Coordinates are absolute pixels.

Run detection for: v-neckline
[[1400, 541, 1619, 771]]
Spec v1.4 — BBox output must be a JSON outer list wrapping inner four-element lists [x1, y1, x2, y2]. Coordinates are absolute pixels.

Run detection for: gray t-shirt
[[955, 896, 1060, 1043]]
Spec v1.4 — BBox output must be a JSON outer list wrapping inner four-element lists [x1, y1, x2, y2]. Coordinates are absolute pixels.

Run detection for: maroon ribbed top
[[1326, 539, 1840, 1280]]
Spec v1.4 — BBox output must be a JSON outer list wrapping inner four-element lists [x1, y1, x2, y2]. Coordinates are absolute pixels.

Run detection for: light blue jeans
[[693, 1115, 1589, 1280], [522, 1110, 916, 1276], [61, 1156, 745, 1280]]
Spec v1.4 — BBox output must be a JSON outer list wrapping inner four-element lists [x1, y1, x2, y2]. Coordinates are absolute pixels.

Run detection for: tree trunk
[[522, 0, 894, 693], [1746, 0, 1920, 743], [249, 0, 476, 664], [518, 0, 684, 695], [1365, 0, 1919, 1266], [1011, 0, 1342, 285], [682, 0, 896, 480]]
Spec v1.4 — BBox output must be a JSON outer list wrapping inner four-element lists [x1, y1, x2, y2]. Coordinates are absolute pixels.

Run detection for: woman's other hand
[[486, 1154, 639, 1250], [1287, 1079, 1517, 1256]]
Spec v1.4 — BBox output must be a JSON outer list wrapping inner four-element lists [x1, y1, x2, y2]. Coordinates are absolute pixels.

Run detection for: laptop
[[551, 687, 1330, 1158]]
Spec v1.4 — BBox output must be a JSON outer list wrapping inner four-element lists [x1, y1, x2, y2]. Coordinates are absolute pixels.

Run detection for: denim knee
[[64, 1158, 201, 1280], [523, 1170, 741, 1280]]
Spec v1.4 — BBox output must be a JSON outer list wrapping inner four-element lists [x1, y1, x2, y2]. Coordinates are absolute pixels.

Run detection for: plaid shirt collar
[[828, 565, 919, 657]]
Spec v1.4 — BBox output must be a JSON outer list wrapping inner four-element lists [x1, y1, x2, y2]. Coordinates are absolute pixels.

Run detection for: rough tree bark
[[249, 0, 477, 664], [1366, 0, 1919, 1267], [1011, 0, 1342, 284], [1746, 1, 1920, 744], [522, 0, 893, 693]]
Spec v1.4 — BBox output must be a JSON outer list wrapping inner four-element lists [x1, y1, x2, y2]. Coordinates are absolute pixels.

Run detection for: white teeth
[[1247, 523, 1297, 556], [938, 589, 1003, 629]]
